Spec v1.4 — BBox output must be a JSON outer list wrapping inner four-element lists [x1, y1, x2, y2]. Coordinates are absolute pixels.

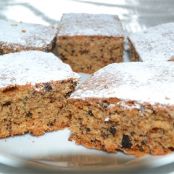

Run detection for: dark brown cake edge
[[128, 38, 141, 62]]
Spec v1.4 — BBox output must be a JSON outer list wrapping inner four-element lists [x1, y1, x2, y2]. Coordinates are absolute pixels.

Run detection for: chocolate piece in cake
[[56, 13, 124, 73], [0, 51, 79, 138], [0, 20, 57, 54], [69, 62, 174, 156], [129, 23, 174, 62]]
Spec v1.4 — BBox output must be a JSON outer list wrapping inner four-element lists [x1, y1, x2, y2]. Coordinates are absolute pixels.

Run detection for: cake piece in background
[[69, 62, 174, 156], [56, 13, 124, 73], [129, 23, 174, 62], [0, 20, 57, 54], [0, 51, 79, 138]]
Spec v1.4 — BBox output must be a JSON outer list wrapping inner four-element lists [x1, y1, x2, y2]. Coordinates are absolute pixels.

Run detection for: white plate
[[0, 129, 174, 173]]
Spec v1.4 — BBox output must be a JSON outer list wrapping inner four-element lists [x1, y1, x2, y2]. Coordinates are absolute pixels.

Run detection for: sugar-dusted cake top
[[58, 13, 124, 37], [0, 20, 57, 48], [0, 51, 79, 88], [71, 62, 174, 105], [129, 23, 174, 62]]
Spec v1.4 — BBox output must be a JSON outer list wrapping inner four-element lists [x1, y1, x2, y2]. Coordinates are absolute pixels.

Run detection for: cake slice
[[69, 62, 174, 156], [129, 23, 174, 62], [0, 20, 57, 54], [56, 13, 124, 73], [0, 51, 79, 138]]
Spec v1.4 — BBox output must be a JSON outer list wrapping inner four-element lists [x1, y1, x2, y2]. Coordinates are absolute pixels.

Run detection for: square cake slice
[[0, 20, 57, 54], [56, 13, 124, 73], [0, 51, 79, 138], [69, 62, 174, 156], [129, 23, 174, 62]]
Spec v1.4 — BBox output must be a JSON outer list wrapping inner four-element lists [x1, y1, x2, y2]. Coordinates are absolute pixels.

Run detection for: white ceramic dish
[[0, 129, 174, 173]]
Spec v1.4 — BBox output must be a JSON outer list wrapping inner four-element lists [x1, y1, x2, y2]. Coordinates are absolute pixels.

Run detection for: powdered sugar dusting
[[0, 20, 57, 49], [0, 51, 79, 88], [58, 13, 124, 36], [71, 62, 174, 105], [129, 23, 174, 62]]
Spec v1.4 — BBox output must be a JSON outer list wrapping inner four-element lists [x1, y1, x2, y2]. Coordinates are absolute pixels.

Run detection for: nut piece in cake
[[0, 51, 79, 138], [128, 23, 174, 62], [0, 20, 57, 54], [56, 13, 124, 73], [69, 62, 174, 156]]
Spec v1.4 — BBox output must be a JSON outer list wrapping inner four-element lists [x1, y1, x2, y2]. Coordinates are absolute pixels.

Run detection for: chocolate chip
[[138, 145, 144, 152], [80, 49, 89, 54], [109, 126, 117, 136], [72, 49, 75, 55], [121, 135, 132, 148], [2, 101, 12, 107], [26, 111, 32, 118], [65, 91, 72, 97], [100, 102, 109, 109], [86, 128, 91, 132], [44, 83, 52, 92], [48, 122, 54, 126], [87, 110, 94, 116], [169, 147, 174, 151], [141, 140, 147, 146]]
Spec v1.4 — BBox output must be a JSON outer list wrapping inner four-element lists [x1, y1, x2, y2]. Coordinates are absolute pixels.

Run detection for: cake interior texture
[[0, 51, 78, 138], [56, 13, 124, 73], [69, 62, 174, 156], [57, 36, 124, 73], [0, 80, 77, 138], [69, 99, 174, 156]]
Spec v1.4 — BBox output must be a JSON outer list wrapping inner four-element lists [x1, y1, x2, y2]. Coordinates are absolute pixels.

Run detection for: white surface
[[0, 51, 79, 88], [0, 128, 174, 173], [0, 19, 57, 49], [71, 62, 174, 105], [58, 13, 124, 36], [0, 129, 95, 158], [129, 23, 174, 62]]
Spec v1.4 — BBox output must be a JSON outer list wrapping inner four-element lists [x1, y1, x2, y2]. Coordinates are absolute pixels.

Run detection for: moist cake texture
[[0, 51, 79, 138], [56, 13, 124, 73], [129, 23, 174, 62], [0, 20, 57, 54], [69, 62, 174, 156]]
